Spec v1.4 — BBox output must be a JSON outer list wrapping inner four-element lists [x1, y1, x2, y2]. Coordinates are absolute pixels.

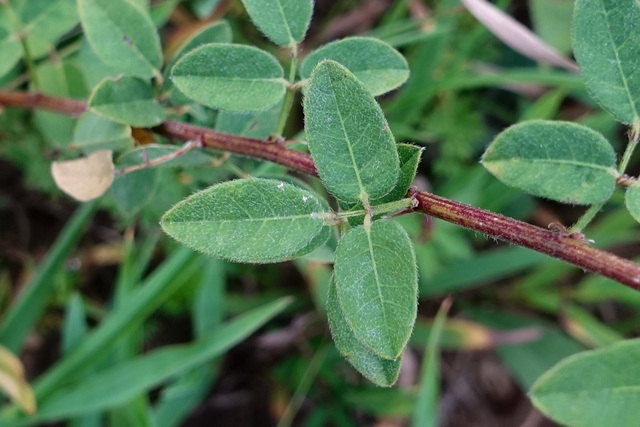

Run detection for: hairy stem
[[570, 120, 640, 233], [568, 202, 604, 234], [1, 91, 640, 290]]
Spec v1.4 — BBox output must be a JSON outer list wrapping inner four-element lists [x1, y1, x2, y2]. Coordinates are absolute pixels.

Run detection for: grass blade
[[411, 298, 452, 427], [7, 297, 291, 426], [0, 201, 97, 353]]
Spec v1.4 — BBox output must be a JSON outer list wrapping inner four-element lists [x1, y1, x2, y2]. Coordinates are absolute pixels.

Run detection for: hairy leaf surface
[[531, 339, 640, 427], [327, 276, 401, 386], [18, 0, 78, 58], [304, 60, 399, 203], [89, 77, 165, 127], [240, 0, 312, 47], [625, 183, 640, 224], [334, 220, 417, 360], [78, 0, 162, 78], [165, 21, 232, 75], [171, 44, 286, 112], [573, 0, 640, 124], [161, 179, 329, 263], [482, 120, 617, 204], [301, 37, 409, 96]]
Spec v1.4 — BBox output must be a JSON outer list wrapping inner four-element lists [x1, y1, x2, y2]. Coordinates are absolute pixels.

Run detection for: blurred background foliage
[[0, 0, 638, 425]]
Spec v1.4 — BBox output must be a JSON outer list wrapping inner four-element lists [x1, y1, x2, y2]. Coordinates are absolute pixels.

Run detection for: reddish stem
[[2, 91, 639, 290]]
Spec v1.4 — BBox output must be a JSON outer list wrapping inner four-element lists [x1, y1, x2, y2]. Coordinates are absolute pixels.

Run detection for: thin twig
[[115, 139, 201, 175], [1, 91, 639, 289]]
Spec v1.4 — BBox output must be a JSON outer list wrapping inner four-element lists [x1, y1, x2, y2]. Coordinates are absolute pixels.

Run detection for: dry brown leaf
[[461, 0, 579, 72], [51, 150, 115, 202], [0, 345, 36, 415]]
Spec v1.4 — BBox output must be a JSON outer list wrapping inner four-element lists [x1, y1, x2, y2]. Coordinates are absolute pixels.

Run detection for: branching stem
[[2, 91, 640, 290], [322, 198, 415, 225], [568, 202, 604, 234], [570, 120, 640, 233], [618, 120, 640, 175], [115, 139, 201, 175]]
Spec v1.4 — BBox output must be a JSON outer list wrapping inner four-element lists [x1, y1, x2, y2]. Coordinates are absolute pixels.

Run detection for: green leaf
[[0, 25, 21, 79], [240, 0, 312, 47], [14, 298, 290, 426], [300, 37, 409, 96], [111, 169, 158, 216], [382, 144, 421, 201], [215, 101, 282, 139], [334, 220, 417, 360], [150, 0, 180, 27], [18, 0, 78, 58], [77, 38, 119, 90], [531, 339, 640, 427], [572, 0, 640, 124], [89, 77, 166, 127], [171, 43, 286, 112], [173, 21, 231, 62], [481, 120, 617, 204], [161, 20, 230, 100], [161, 178, 330, 263], [110, 144, 211, 216], [625, 182, 640, 223], [327, 276, 401, 387], [191, 0, 223, 19], [110, 148, 160, 216], [304, 60, 400, 203], [128, 0, 149, 10], [341, 144, 422, 227], [71, 112, 133, 154], [112, 144, 216, 215], [165, 20, 231, 78], [33, 61, 88, 148], [78, 0, 162, 78]]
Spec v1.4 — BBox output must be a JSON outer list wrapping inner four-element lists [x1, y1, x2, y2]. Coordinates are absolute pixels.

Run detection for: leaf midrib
[[599, 0, 640, 121], [165, 213, 320, 225], [92, 98, 156, 109], [327, 72, 368, 202], [536, 384, 640, 397], [90, 0, 158, 74], [173, 75, 284, 83], [365, 226, 394, 356], [274, 0, 295, 46], [486, 157, 616, 173]]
